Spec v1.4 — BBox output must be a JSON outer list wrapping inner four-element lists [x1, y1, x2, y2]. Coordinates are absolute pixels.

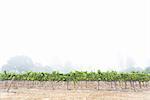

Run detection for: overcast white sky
[[0, 0, 150, 71]]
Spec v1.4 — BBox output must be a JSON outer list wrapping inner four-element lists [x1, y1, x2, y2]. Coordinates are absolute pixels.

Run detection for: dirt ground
[[0, 89, 150, 100]]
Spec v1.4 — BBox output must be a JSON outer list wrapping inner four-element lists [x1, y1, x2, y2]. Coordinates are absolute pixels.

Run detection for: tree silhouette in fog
[[2, 56, 34, 73]]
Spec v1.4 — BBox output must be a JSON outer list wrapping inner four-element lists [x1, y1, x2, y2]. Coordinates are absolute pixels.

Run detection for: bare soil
[[0, 88, 150, 100]]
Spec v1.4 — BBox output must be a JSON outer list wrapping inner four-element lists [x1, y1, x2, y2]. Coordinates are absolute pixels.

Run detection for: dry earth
[[0, 89, 150, 100]]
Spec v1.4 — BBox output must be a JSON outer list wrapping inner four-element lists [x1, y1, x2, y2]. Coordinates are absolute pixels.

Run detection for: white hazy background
[[0, 0, 150, 71]]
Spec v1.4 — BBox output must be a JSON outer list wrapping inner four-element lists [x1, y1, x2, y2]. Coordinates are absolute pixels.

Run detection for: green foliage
[[0, 71, 150, 82]]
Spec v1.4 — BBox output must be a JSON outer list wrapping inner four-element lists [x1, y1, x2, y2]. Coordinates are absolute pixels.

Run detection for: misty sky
[[0, 0, 150, 71]]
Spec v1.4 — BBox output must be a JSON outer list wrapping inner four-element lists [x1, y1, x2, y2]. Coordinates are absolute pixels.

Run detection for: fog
[[1, 55, 150, 73], [0, 0, 150, 72], [1, 56, 75, 73]]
